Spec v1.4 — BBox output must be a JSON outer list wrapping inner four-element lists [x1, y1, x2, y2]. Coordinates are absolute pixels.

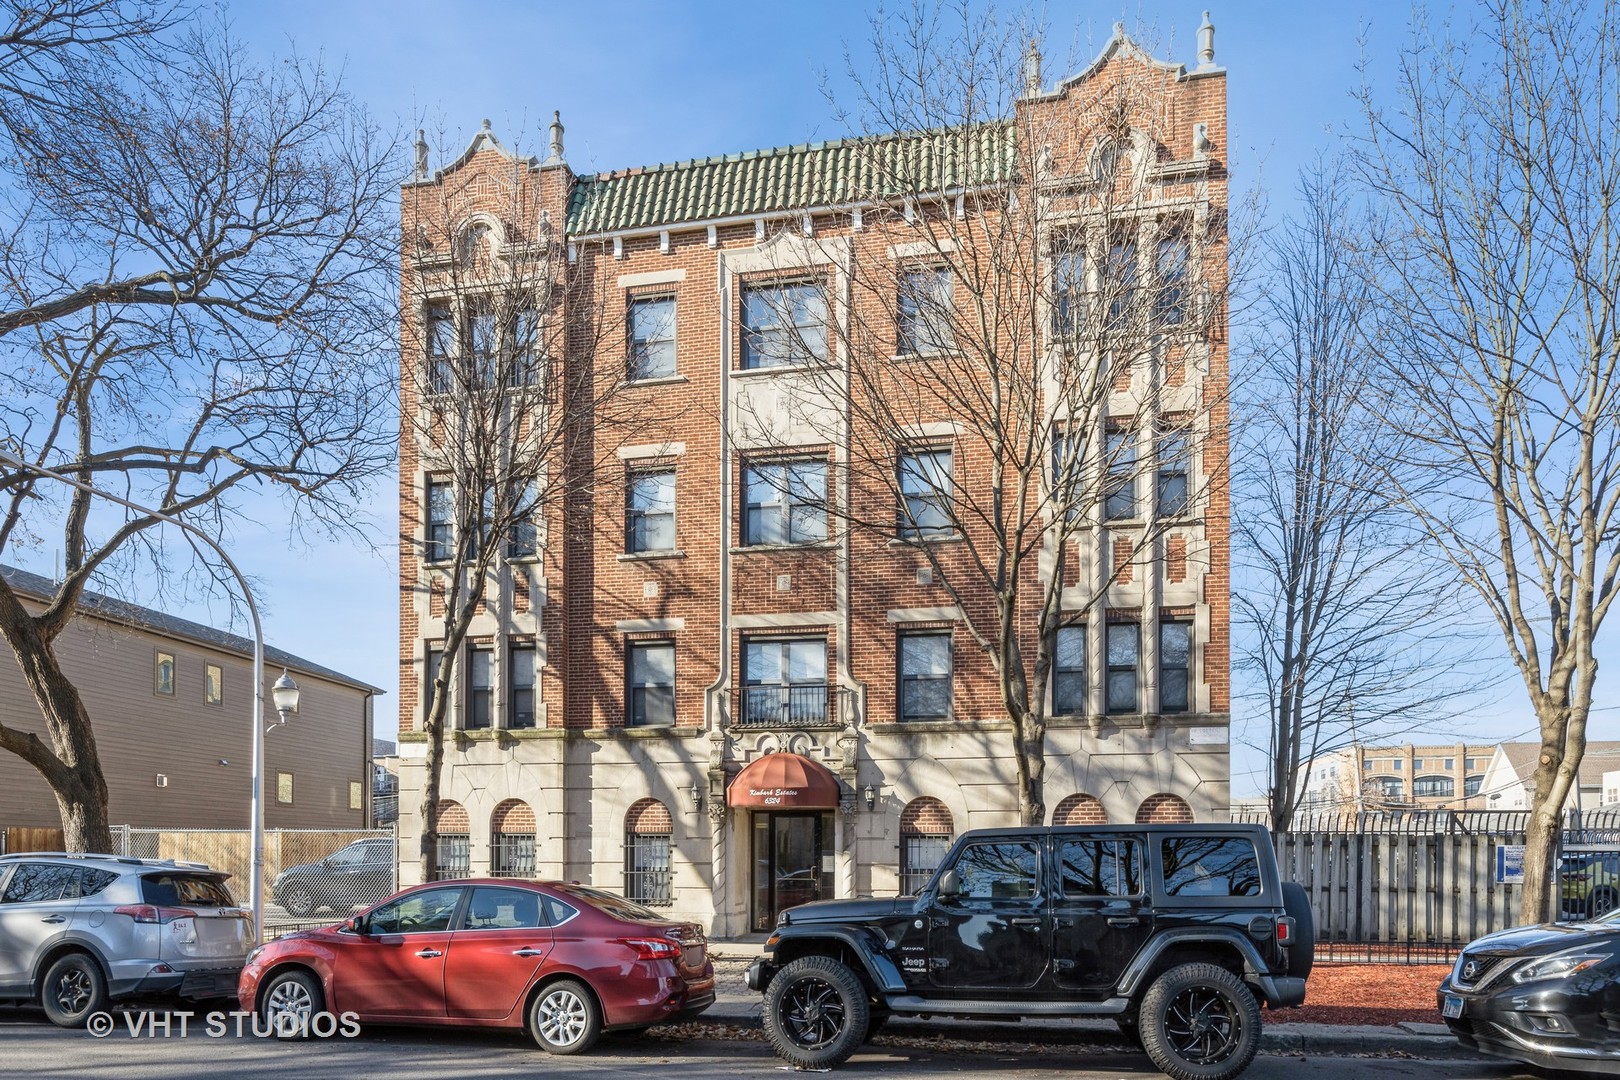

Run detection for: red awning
[[728, 752, 843, 810]]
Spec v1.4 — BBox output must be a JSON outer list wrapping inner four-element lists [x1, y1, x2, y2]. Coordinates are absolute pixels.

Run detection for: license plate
[[1442, 994, 1465, 1019]]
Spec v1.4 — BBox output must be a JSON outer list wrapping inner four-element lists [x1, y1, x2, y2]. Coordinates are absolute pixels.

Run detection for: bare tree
[[1357, 0, 1620, 921], [401, 125, 643, 878], [737, 5, 1235, 825], [0, 15, 397, 851], [1234, 163, 1485, 829]]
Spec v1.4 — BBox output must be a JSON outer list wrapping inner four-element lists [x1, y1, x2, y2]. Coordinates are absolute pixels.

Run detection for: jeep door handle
[[512, 947, 544, 957], [415, 948, 443, 958], [1009, 917, 1043, 927], [41, 915, 66, 924], [1107, 916, 1140, 928]]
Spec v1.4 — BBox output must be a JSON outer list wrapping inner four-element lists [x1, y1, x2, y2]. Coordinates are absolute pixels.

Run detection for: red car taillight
[[115, 905, 198, 924], [618, 937, 681, 961]]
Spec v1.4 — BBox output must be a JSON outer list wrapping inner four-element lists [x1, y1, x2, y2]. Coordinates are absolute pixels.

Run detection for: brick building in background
[[395, 23, 1230, 934]]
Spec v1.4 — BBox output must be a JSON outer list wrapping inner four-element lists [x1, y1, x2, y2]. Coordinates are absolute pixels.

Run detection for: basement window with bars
[[491, 834, 537, 878], [435, 834, 470, 880]]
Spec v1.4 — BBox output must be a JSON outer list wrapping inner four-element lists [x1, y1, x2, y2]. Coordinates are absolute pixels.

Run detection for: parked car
[[240, 878, 714, 1053], [1439, 905, 1620, 1073], [745, 823, 1313, 1080], [271, 837, 393, 918], [1560, 849, 1620, 918], [0, 852, 252, 1027]]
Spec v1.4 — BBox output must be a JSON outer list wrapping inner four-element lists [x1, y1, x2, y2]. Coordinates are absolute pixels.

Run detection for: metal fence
[[1230, 808, 1620, 960], [110, 825, 397, 938]]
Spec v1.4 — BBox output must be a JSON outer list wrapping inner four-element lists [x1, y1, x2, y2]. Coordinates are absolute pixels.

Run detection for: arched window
[[490, 799, 536, 878], [1052, 793, 1109, 826], [1464, 775, 1485, 797], [1374, 776, 1404, 798], [900, 797, 954, 894], [624, 798, 673, 907], [1413, 776, 1454, 799], [1135, 793, 1194, 824], [435, 800, 470, 880]]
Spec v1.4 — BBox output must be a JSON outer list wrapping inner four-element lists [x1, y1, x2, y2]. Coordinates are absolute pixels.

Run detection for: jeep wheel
[[282, 885, 318, 918], [1139, 963, 1261, 1080], [762, 956, 870, 1069], [40, 953, 108, 1028]]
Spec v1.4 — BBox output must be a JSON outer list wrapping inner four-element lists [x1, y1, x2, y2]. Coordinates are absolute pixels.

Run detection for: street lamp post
[[0, 450, 290, 941]]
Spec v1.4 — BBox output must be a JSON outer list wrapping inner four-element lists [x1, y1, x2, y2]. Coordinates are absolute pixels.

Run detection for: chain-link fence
[[110, 825, 397, 938]]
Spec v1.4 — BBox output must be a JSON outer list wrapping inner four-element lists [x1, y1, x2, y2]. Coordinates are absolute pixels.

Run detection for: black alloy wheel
[[1139, 963, 1261, 1080], [762, 956, 869, 1069]]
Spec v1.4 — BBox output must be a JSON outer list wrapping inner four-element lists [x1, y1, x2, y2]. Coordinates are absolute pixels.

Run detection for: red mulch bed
[[1287, 963, 1450, 1026]]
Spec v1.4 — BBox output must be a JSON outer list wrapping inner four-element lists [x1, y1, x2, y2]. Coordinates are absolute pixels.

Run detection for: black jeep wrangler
[[746, 823, 1313, 1080]]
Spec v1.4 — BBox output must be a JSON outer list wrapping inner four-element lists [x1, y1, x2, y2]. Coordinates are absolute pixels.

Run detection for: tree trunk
[[1519, 702, 1584, 925], [1016, 711, 1046, 827], [418, 716, 443, 882], [0, 583, 113, 852]]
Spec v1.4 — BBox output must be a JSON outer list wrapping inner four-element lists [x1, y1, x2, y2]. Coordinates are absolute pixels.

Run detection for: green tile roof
[[565, 122, 1017, 236]]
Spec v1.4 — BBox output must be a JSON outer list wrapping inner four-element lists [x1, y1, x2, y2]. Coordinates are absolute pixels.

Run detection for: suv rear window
[[141, 874, 235, 907], [1161, 837, 1262, 897]]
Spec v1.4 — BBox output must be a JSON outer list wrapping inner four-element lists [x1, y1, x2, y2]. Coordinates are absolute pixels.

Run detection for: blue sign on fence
[[1496, 843, 1526, 884]]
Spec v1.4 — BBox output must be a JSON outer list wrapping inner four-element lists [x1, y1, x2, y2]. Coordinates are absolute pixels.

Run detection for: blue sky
[[14, 2, 1573, 797]]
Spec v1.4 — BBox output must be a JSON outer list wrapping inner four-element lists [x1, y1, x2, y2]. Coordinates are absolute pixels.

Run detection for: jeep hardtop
[[746, 822, 1313, 1080]]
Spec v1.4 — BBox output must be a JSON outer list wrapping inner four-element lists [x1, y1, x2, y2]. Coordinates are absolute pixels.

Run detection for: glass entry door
[[752, 812, 832, 931]]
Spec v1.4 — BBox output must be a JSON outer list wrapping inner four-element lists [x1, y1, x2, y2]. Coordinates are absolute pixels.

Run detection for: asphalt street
[[0, 1008, 1544, 1080]]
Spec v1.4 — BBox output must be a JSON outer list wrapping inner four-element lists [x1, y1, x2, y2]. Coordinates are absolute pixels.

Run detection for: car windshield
[[553, 884, 665, 923], [141, 873, 234, 907]]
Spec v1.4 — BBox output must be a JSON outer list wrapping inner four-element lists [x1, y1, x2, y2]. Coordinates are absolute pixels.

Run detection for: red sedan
[[239, 879, 714, 1053]]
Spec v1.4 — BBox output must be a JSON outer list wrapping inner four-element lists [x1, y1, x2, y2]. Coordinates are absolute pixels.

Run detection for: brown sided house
[[0, 565, 382, 843]]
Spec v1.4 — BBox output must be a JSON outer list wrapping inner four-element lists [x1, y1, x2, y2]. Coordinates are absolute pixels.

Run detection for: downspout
[[702, 250, 734, 938]]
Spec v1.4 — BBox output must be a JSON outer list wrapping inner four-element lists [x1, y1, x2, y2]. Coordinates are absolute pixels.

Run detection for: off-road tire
[[40, 953, 108, 1028], [1280, 882, 1316, 979], [259, 969, 325, 1038], [762, 956, 870, 1069], [528, 978, 603, 1055], [1139, 963, 1261, 1080]]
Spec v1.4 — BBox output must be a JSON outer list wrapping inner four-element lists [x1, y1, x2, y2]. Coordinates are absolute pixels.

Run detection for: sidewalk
[[699, 956, 1475, 1061]]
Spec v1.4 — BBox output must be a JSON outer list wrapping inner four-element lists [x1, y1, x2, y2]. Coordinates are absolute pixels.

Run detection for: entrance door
[[752, 813, 831, 931]]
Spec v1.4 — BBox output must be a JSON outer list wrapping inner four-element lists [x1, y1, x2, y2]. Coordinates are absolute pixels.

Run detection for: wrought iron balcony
[[737, 684, 832, 727]]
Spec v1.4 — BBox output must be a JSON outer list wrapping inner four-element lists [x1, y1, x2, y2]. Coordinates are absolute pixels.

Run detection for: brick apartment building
[[395, 24, 1230, 934]]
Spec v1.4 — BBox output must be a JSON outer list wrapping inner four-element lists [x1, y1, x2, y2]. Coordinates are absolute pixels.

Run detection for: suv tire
[[1139, 963, 1261, 1080], [40, 952, 108, 1028], [282, 885, 318, 918], [1280, 882, 1315, 979], [762, 956, 870, 1069], [529, 978, 602, 1055]]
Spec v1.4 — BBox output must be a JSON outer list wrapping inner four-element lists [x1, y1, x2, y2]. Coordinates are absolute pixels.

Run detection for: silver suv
[[0, 852, 253, 1027]]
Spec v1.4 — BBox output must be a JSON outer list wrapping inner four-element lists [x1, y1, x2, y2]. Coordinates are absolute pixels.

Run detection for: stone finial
[[413, 128, 429, 180], [1022, 40, 1042, 97], [481, 117, 493, 134], [545, 110, 565, 166], [1198, 11, 1216, 69]]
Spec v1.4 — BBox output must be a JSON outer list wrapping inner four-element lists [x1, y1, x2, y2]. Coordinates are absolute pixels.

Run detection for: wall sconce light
[[863, 785, 876, 811], [689, 782, 705, 813]]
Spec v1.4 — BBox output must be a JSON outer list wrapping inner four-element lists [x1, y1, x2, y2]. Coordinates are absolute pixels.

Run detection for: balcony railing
[[738, 684, 832, 727]]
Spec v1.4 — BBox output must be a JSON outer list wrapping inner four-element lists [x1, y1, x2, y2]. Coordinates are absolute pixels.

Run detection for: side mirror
[[937, 869, 963, 899], [345, 915, 366, 935]]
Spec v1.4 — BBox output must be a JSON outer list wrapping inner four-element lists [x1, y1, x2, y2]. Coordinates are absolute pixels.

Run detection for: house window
[[466, 646, 493, 730], [743, 460, 827, 545], [742, 638, 829, 726], [1105, 236, 1138, 330], [1375, 776, 1404, 798], [1414, 758, 1426, 770], [1051, 430, 1084, 521], [741, 281, 827, 369], [1465, 758, 1480, 771], [509, 307, 543, 385], [205, 663, 222, 706], [898, 632, 952, 721], [491, 833, 537, 878], [276, 772, 294, 805], [897, 448, 953, 539], [426, 477, 454, 563], [1465, 775, 1485, 797], [154, 651, 175, 696], [1392, 759, 1403, 771], [900, 820, 952, 895], [1052, 245, 1087, 340], [1155, 229, 1188, 327], [628, 641, 676, 727], [626, 469, 676, 553], [435, 835, 470, 880], [1444, 758, 1455, 770], [1414, 776, 1454, 798], [349, 781, 363, 811], [1106, 623, 1139, 713], [509, 644, 536, 730], [424, 646, 446, 723], [1159, 621, 1191, 713], [426, 303, 455, 393], [1156, 429, 1189, 517], [1053, 626, 1086, 715], [628, 295, 676, 380], [468, 309, 499, 387], [507, 481, 538, 559], [1104, 429, 1135, 520], [898, 267, 954, 354]]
